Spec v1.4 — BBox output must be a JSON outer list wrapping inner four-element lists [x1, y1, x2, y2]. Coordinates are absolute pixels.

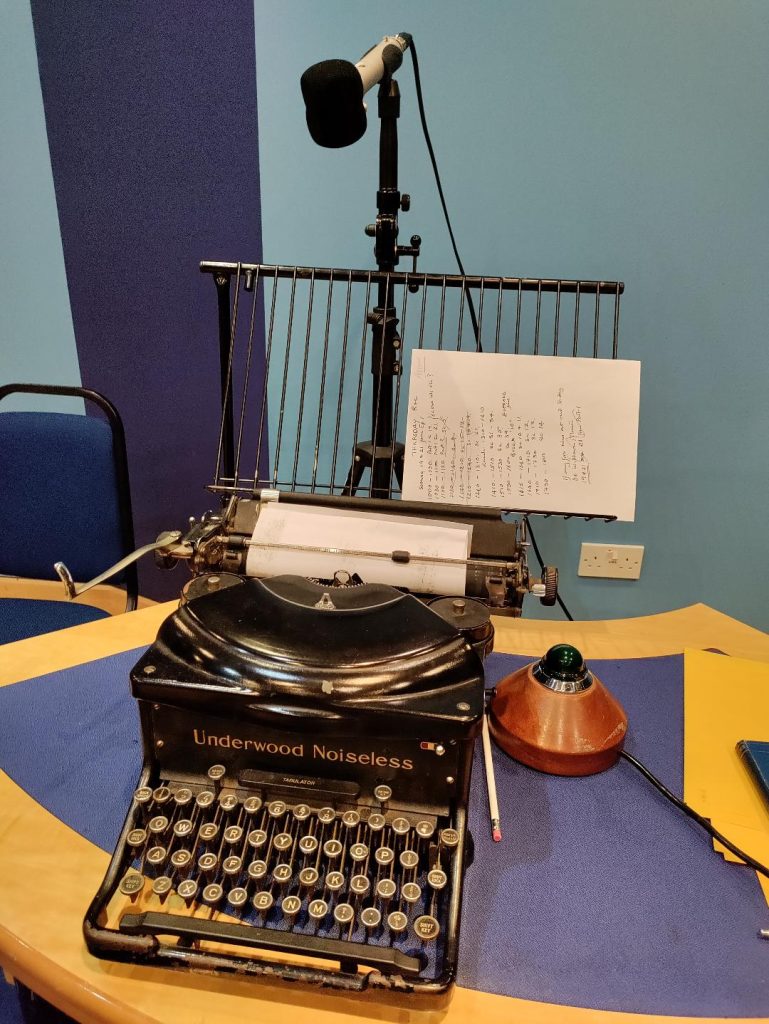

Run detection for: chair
[[0, 383, 138, 644]]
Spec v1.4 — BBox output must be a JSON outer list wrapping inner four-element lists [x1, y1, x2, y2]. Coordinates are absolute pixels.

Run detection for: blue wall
[[254, 0, 769, 629]]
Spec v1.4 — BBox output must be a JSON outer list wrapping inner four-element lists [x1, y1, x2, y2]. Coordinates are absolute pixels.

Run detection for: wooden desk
[[1, 603, 768, 1024]]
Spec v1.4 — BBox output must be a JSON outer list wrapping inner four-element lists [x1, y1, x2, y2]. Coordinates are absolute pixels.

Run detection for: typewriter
[[74, 260, 622, 992]]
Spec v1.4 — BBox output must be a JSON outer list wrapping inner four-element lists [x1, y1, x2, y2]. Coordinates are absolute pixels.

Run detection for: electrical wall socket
[[578, 542, 644, 580]]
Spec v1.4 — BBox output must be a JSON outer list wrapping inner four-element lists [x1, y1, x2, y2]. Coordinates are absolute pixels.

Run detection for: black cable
[[620, 749, 769, 880], [525, 516, 574, 621], [408, 41, 482, 352]]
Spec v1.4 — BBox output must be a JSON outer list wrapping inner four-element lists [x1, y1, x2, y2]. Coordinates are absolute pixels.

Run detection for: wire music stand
[[200, 262, 623, 522]]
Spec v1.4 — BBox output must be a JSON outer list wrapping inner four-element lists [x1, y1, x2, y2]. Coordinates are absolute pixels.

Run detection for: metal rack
[[201, 262, 623, 519]]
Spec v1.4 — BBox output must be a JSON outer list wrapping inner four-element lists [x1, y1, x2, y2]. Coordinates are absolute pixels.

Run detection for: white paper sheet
[[246, 503, 472, 595], [402, 351, 640, 521]]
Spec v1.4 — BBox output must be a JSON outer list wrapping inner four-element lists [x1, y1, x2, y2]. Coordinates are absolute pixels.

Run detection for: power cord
[[525, 516, 574, 621]]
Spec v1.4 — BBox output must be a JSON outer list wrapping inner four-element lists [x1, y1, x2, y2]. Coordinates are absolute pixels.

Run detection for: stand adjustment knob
[[364, 224, 376, 237], [400, 193, 411, 211]]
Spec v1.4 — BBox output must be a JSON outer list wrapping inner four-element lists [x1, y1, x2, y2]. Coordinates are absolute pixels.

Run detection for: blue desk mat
[[0, 649, 767, 1016]]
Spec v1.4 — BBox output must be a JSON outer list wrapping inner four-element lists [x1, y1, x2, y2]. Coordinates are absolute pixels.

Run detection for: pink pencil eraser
[[492, 828, 502, 843]]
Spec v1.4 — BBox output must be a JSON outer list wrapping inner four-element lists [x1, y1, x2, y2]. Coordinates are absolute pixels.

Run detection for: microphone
[[300, 33, 412, 148]]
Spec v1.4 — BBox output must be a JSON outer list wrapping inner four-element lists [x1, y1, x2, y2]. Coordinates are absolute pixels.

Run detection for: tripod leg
[[342, 453, 367, 497], [393, 448, 405, 490]]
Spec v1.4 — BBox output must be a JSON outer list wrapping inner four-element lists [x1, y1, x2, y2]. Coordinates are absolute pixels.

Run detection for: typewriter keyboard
[[111, 766, 464, 982]]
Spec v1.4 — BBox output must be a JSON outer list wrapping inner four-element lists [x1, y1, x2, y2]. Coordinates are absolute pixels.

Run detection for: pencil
[[482, 709, 502, 842]]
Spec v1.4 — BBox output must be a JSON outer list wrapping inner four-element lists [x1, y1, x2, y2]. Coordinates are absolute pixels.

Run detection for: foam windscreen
[[300, 59, 367, 148]]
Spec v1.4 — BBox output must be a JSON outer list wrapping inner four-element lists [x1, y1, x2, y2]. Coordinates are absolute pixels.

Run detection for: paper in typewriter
[[402, 351, 640, 520], [246, 503, 472, 594]]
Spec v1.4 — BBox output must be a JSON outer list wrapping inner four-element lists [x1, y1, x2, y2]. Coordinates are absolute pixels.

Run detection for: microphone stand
[[342, 72, 420, 498]]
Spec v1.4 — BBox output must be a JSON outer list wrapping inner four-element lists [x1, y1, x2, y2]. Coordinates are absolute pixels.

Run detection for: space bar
[[119, 912, 423, 977]]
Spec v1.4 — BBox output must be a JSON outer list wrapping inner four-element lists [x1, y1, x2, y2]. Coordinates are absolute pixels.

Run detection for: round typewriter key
[[298, 834, 318, 855], [173, 787, 193, 807], [349, 874, 370, 897], [401, 882, 421, 905], [374, 846, 394, 866], [171, 849, 192, 870], [273, 863, 293, 885], [299, 866, 319, 887], [207, 764, 226, 782], [223, 825, 243, 844], [361, 906, 381, 930], [427, 868, 448, 891], [440, 827, 460, 849], [219, 792, 239, 812], [133, 786, 152, 805], [119, 872, 144, 896], [148, 815, 169, 835], [323, 838, 343, 859], [243, 795, 262, 815], [199, 822, 219, 842], [349, 842, 368, 862], [391, 816, 410, 836], [248, 828, 268, 850], [273, 832, 293, 851], [376, 878, 397, 901], [416, 820, 435, 840], [152, 875, 173, 897], [197, 852, 218, 873], [152, 785, 172, 805], [292, 803, 311, 822], [177, 879, 198, 901], [341, 810, 360, 828], [173, 819, 193, 839], [387, 910, 408, 934], [223, 855, 243, 876], [414, 915, 440, 941], [334, 903, 354, 926], [325, 871, 345, 892], [373, 785, 392, 803], [146, 845, 167, 866], [317, 806, 335, 824], [227, 887, 248, 908], [202, 883, 223, 905], [253, 891, 274, 913], [367, 813, 386, 832], [308, 898, 328, 921], [127, 828, 147, 848], [196, 790, 215, 809], [247, 859, 268, 881], [282, 895, 302, 919], [399, 850, 419, 871], [267, 800, 287, 819]]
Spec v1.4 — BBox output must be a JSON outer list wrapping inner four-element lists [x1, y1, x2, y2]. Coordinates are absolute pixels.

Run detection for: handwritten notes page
[[402, 351, 640, 521]]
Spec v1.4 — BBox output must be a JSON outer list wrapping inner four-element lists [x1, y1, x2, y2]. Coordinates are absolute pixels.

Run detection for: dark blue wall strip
[[31, 1, 264, 598]]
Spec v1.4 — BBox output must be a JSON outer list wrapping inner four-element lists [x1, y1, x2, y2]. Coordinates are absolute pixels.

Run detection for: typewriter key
[[227, 887, 248, 908], [196, 790, 215, 810], [177, 879, 198, 901], [361, 906, 381, 930], [146, 846, 167, 866], [374, 846, 394, 866], [292, 803, 311, 821], [341, 810, 360, 828], [253, 891, 274, 913], [401, 882, 421, 904], [272, 863, 293, 884], [299, 866, 319, 887], [173, 787, 193, 807], [247, 859, 268, 881], [170, 849, 192, 870], [373, 784, 392, 804], [119, 872, 144, 896], [223, 825, 243, 844], [391, 816, 411, 836], [202, 883, 223, 904], [148, 815, 169, 835], [416, 820, 435, 839], [282, 895, 302, 918], [317, 806, 335, 824], [399, 850, 419, 871], [218, 792, 239, 812], [197, 852, 218, 873], [267, 800, 287, 819], [152, 785, 172, 805], [349, 842, 368, 862], [376, 878, 397, 901], [199, 822, 219, 842], [127, 828, 147, 848], [173, 819, 193, 839], [207, 764, 226, 782], [333, 903, 354, 926], [222, 855, 243, 876], [152, 875, 173, 897], [325, 871, 344, 892], [387, 910, 408, 934], [273, 832, 293, 852], [440, 827, 460, 849], [427, 868, 448, 891], [308, 898, 328, 921], [367, 813, 386, 832], [243, 795, 262, 815], [247, 828, 268, 850], [133, 786, 152, 805], [414, 915, 440, 941], [323, 838, 343, 859], [298, 834, 318, 855], [350, 874, 370, 897]]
